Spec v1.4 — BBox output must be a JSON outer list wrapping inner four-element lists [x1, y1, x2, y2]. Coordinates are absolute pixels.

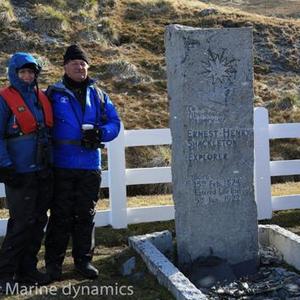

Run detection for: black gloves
[[0, 166, 20, 187], [81, 128, 103, 150]]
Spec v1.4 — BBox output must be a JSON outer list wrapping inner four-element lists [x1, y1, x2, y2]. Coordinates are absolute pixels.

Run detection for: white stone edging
[[130, 226, 300, 300], [129, 231, 208, 300], [259, 224, 300, 271]]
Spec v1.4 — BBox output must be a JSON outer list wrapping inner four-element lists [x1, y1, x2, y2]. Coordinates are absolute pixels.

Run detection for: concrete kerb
[[259, 225, 300, 271], [128, 231, 208, 300], [129, 226, 300, 300]]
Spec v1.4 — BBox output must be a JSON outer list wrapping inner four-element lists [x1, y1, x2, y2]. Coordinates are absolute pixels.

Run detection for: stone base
[[186, 256, 258, 289], [129, 225, 300, 300], [231, 257, 258, 278], [187, 256, 236, 289]]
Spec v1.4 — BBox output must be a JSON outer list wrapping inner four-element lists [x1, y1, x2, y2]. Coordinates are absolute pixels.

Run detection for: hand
[[82, 128, 102, 143], [81, 128, 102, 149]]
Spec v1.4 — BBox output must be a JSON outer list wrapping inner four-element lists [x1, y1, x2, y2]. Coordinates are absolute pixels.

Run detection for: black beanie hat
[[63, 44, 89, 65]]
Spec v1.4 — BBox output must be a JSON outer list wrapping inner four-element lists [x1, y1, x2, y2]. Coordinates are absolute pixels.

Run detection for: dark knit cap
[[63, 44, 89, 65]]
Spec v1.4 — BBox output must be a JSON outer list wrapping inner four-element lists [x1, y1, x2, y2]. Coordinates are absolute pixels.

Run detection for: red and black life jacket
[[0, 87, 53, 134]]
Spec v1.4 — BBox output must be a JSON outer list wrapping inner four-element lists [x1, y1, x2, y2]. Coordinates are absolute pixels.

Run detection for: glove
[[0, 166, 20, 187], [83, 128, 102, 143], [81, 128, 102, 150]]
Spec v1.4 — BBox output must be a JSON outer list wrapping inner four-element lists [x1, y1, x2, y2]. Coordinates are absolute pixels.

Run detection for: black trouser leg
[[72, 170, 101, 264], [20, 171, 52, 273], [45, 169, 75, 267], [45, 169, 101, 267], [0, 171, 52, 277]]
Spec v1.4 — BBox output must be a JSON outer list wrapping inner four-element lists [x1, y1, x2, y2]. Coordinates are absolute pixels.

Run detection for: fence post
[[254, 107, 272, 219], [107, 123, 127, 228]]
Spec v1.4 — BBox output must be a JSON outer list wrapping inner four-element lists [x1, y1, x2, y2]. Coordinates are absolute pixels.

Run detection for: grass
[[34, 4, 67, 21], [13, 0, 299, 168], [1, 200, 300, 299], [201, 0, 300, 18], [0, 194, 174, 219], [0, 0, 15, 24], [272, 181, 300, 196], [68, 0, 98, 9], [0, 1, 300, 295], [1, 221, 176, 299], [0, 181, 299, 218], [260, 209, 300, 235], [0, 181, 300, 299], [0, 210, 296, 300]]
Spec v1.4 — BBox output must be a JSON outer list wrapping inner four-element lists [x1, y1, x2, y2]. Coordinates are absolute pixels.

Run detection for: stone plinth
[[165, 25, 258, 268]]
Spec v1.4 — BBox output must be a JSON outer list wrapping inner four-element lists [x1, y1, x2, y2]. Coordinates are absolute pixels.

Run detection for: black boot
[[15, 269, 51, 285], [75, 261, 99, 279], [0, 275, 17, 295], [46, 264, 62, 281]]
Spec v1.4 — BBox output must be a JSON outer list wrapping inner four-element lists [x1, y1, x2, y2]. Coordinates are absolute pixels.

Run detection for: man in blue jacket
[[45, 44, 120, 281], [0, 52, 53, 291]]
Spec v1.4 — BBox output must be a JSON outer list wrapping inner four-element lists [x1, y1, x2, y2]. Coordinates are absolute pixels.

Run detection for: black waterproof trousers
[[0, 170, 52, 278], [45, 168, 101, 267]]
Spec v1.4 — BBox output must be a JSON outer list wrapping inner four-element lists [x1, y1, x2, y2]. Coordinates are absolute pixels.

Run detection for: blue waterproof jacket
[[0, 52, 51, 173], [48, 80, 120, 170]]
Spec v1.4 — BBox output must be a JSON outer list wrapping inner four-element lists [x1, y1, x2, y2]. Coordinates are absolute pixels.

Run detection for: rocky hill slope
[[202, 0, 300, 18], [1, 0, 300, 173]]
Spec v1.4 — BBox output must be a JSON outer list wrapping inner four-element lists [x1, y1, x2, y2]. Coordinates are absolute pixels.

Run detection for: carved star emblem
[[202, 49, 236, 84]]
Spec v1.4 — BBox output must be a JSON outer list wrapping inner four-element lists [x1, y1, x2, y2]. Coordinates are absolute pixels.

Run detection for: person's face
[[64, 59, 89, 82], [18, 68, 35, 84]]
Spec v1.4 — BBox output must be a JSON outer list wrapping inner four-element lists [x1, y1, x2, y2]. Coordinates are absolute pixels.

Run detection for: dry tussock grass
[[0, 0, 15, 25], [1, 0, 300, 190], [0, 179, 299, 218], [203, 0, 300, 19], [272, 181, 300, 196]]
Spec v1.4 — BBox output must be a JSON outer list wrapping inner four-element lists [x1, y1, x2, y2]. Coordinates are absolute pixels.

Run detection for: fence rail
[[0, 107, 299, 235]]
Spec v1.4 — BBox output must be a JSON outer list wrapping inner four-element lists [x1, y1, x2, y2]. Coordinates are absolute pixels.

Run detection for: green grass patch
[[260, 209, 300, 235], [0, 187, 300, 299], [1, 209, 300, 299], [1, 220, 175, 299]]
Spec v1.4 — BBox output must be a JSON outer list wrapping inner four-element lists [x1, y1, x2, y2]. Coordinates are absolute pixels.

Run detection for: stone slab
[[165, 24, 258, 267], [120, 257, 136, 276], [129, 230, 173, 255]]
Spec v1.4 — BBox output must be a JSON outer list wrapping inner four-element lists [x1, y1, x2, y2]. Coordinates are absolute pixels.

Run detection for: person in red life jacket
[[44, 45, 120, 281], [0, 52, 53, 292]]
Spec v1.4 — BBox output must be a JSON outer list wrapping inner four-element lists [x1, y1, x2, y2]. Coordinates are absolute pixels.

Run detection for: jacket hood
[[8, 52, 40, 92]]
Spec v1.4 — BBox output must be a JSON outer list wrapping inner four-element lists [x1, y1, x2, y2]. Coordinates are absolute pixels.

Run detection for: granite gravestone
[[165, 25, 258, 280]]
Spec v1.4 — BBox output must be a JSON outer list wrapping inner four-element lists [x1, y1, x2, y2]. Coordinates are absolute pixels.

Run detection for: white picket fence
[[0, 107, 299, 235]]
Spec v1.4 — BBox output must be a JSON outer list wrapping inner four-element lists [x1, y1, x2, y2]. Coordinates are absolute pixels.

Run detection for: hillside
[[1, 0, 300, 173], [202, 0, 300, 18]]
